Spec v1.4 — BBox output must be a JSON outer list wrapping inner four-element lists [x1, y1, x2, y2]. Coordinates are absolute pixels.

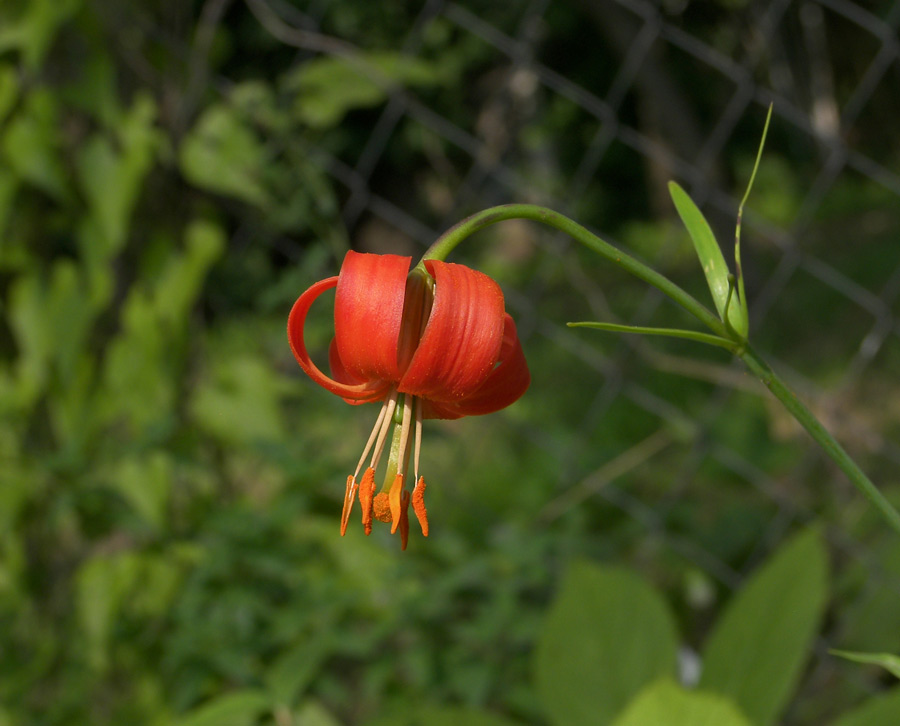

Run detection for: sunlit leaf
[[669, 181, 746, 337], [833, 687, 900, 726], [612, 679, 751, 726], [179, 102, 271, 208], [699, 528, 828, 725], [288, 52, 442, 128], [173, 690, 271, 726], [534, 560, 679, 726]]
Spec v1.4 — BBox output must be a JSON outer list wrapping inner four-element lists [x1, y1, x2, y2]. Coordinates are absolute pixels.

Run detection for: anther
[[358, 467, 376, 535], [340, 475, 357, 536], [412, 476, 428, 537]]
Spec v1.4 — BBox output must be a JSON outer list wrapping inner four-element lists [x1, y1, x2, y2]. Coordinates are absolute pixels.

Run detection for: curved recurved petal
[[328, 339, 386, 405], [335, 251, 410, 383], [399, 260, 505, 402], [287, 276, 392, 402], [423, 314, 530, 419]]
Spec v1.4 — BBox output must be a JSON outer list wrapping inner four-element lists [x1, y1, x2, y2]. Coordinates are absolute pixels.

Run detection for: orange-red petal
[[423, 314, 530, 419], [287, 276, 391, 402], [334, 251, 410, 383], [399, 260, 505, 402]]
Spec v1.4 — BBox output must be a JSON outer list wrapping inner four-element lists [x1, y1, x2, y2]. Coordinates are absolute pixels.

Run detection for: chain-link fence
[[238, 0, 900, 716]]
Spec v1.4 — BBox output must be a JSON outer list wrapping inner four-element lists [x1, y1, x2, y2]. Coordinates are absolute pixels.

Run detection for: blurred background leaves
[[1, 0, 900, 724]]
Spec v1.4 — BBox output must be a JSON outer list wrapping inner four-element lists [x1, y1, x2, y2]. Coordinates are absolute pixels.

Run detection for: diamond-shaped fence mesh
[[238, 0, 899, 717]]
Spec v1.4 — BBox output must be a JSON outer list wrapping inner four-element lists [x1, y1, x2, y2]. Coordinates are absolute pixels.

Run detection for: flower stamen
[[340, 475, 357, 536], [388, 473, 404, 534], [358, 467, 376, 534], [412, 476, 428, 537], [399, 490, 410, 550]]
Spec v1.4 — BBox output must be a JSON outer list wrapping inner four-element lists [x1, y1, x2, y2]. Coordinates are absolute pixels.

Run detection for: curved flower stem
[[739, 345, 900, 535], [422, 203, 900, 536], [420, 204, 729, 339]]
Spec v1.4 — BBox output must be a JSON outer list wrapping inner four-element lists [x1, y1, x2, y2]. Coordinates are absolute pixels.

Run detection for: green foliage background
[[2, 1, 899, 724]]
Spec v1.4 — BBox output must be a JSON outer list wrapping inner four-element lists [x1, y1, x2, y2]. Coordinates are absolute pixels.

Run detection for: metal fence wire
[[242, 0, 900, 716]]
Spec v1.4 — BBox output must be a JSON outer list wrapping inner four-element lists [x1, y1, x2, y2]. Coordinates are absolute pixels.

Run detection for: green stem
[[421, 203, 900, 536], [419, 204, 729, 338], [739, 344, 900, 536]]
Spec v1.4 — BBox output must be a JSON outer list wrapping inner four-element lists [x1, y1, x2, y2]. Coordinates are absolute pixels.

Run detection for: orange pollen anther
[[358, 467, 376, 535], [412, 476, 428, 537], [373, 492, 393, 523], [388, 474, 404, 534]]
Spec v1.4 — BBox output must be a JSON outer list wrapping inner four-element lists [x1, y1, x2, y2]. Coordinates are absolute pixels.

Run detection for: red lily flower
[[288, 250, 530, 548]]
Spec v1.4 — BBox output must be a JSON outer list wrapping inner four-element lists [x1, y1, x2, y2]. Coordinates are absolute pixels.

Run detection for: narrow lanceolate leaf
[[669, 181, 747, 338], [699, 528, 828, 726], [830, 649, 900, 679], [567, 321, 738, 351], [534, 560, 679, 726]]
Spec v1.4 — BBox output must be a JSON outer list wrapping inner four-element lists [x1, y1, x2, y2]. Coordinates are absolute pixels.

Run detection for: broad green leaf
[[288, 52, 441, 128], [0, 0, 81, 70], [669, 181, 746, 337], [830, 649, 900, 679], [372, 705, 524, 726], [2, 90, 68, 201], [0, 64, 17, 123], [412, 706, 524, 726], [179, 102, 271, 208], [153, 220, 225, 326], [534, 560, 679, 726], [833, 687, 900, 726], [699, 527, 828, 725], [265, 631, 332, 707], [77, 94, 159, 257], [76, 552, 141, 671], [110, 453, 172, 530], [612, 679, 751, 726], [292, 701, 344, 726], [173, 690, 271, 726], [189, 355, 285, 445]]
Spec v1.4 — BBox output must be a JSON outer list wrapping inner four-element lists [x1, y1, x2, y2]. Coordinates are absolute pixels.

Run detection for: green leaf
[[292, 701, 344, 726], [699, 527, 828, 725], [189, 355, 286, 446], [534, 560, 679, 726], [669, 181, 747, 337], [173, 690, 272, 726], [829, 649, 900, 679], [76, 552, 141, 671], [109, 452, 172, 530], [179, 102, 271, 208], [77, 94, 159, 258], [612, 679, 751, 726], [833, 687, 900, 726], [567, 321, 737, 351], [0, 63, 17, 123], [288, 52, 441, 128], [265, 632, 332, 707], [153, 220, 225, 326], [0, 0, 81, 70], [2, 90, 69, 201]]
